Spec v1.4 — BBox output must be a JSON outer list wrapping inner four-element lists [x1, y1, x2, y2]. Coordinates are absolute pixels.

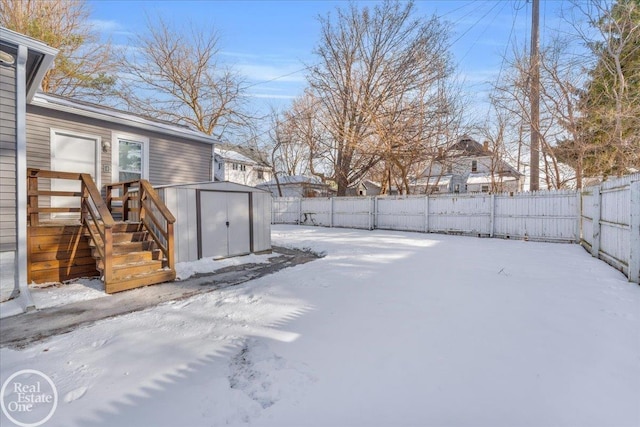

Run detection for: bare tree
[[117, 17, 249, 138], [307, 0, 453, 195], [0, 0, 116, 100]]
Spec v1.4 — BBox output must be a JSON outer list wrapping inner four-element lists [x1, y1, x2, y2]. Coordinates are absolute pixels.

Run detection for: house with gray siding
[[1, 27, 219, 311], [1, 28, 56, 307]]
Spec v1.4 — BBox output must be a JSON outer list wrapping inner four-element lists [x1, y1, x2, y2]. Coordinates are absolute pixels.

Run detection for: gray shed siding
[[0, 63, 17, 253], [26, 105, 212, 187], [158, 182, 272, 263]]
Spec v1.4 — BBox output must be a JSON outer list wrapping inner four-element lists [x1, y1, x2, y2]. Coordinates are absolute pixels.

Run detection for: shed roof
[[155, 180, 270, 193]]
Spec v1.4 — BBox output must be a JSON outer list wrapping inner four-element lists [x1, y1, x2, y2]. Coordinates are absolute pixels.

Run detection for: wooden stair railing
[[27, 168, 115, 284], [27, 169, 176, 293], [105, 179, 176, 273]]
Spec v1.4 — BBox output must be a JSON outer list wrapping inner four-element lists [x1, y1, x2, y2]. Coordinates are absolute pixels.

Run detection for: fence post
[[424, 195, 429, 233], [629, 181, 640, 283], [575, 190, 582, 244], [298, 198, 302, 225], [591, 185, 601, 258], [368, 197, 374, 230], [374, 196, 379, 230], [329, 197, 334, 228], [489, 194, 495, 238]]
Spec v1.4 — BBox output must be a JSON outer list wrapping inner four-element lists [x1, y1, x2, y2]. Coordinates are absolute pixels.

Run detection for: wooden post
[[167, 222, 175, 271], [80, 181, 88, 225], [124, 183, 131, 222], [297, 198, 302, 225], [103, 226, 113, 287], [137, 182, 143, 223], [592, 185, 601, 258], [28, 172, 39, 226], [629, 181, 639, 283]]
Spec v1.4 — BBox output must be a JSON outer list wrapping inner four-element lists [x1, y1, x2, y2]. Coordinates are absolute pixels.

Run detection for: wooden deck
[[27, 169, 176, 293]]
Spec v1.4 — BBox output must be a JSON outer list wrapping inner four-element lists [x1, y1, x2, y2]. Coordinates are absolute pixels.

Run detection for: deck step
[[85, 222, 142, 234], [105, 269, 176, 294], [96, 250, 161, 270], [106, 260, 164, 280]]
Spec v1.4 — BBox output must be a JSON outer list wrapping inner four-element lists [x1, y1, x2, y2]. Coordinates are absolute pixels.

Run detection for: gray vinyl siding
[[0, 63, 17, 252], [148, 136, 211, 185], [26, 105, 212, 188]]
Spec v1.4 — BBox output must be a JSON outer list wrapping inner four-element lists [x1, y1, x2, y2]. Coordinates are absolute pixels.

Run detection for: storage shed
[[156, 182, 272, 262]]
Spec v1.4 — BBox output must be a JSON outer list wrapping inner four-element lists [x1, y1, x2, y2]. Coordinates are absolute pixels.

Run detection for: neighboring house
[[1, 27, 221, 309], [346, 179, 383, 197], [213, 144, 272, 187], [412, 137, 523, 194], [258, 175, 334, 198]]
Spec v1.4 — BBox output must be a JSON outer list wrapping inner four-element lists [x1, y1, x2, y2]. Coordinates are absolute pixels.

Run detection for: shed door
[[51, 130, 100, 218], [200, 191, 250, 258]]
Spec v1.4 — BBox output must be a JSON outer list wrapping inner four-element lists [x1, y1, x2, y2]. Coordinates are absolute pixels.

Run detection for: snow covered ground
[[1, 225, 639, 427]]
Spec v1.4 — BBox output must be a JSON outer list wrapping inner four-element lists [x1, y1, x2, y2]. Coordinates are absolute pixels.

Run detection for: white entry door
[[51, 129, 100, 218], [200, 191, 250, 258]]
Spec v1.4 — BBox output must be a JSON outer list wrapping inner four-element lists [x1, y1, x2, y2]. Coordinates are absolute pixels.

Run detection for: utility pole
[[529, 0, 540, 191]]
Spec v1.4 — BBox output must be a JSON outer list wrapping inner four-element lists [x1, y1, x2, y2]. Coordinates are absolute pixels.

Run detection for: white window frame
[[111, 132, 149, 183]]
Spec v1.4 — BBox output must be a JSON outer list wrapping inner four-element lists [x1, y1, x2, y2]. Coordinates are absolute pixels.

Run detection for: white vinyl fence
[[273, 190, 580, 242], [272, 174, 640, 283], [580, 173, 640, 283]]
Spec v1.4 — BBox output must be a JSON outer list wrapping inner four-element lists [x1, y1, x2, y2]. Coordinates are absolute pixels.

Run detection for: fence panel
[[596, 175, 635, 275], [580, 188, 595, 249], [376, 196, 425, 232], [272, 197, 299, 224], [300, 198, 332, 226], [428, 194, 492, 235], [333, 197, 372, 229], [495, 191, 578, 242]]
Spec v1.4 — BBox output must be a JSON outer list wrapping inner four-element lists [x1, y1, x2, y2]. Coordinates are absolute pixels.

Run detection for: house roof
[[412, 175, 452, 186], [215, 143, 271, 167], [259, 175, 325, 186], [30, 92, 218, 145], [1, 27, 58, 102], [448, 137, 488, 156]]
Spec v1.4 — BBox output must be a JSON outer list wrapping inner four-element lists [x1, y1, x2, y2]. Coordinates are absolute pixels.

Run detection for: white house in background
[[412, 137, 523, 194], [213, 144, 272, 187], [258, 175, 334, 198]]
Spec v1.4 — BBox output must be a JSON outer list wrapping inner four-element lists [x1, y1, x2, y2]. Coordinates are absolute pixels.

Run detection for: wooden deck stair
[[85, 221, 176, 293], [27, 169, 176, 294]]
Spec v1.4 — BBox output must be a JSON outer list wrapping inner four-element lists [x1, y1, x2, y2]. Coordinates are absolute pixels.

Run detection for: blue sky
[[88, 0, 568, 119]]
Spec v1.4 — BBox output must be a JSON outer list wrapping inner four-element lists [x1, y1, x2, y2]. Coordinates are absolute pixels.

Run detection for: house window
[[454, 184, 460, 193], [232, 163, 238, 170], [240, 164, 246, 172], [447, 165, 452, 173], [118, 139, 143, 181], [218, 162, 222, 170], [257, 170, 264, 179], [482, 185, 489, 193], [471, 160, 478, 172]]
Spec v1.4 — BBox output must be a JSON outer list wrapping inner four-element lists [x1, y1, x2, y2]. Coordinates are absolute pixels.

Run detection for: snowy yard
[[1, 225, 639, 427]]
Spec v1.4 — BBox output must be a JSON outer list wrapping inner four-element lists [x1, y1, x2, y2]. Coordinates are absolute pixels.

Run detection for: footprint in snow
[[64, 386, 87, 403]]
